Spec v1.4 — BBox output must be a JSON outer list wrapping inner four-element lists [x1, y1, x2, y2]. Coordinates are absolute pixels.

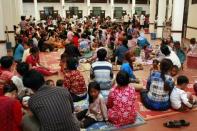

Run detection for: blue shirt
[[137, 37, 150, 48], [115, 45, 129, 63], [14, 44, 24, 61], [121, 63, 136, 79]]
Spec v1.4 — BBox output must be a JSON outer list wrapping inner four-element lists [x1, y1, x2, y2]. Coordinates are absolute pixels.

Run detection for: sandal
[[179, 120, 190, 127], [164, 120, 182, 128]]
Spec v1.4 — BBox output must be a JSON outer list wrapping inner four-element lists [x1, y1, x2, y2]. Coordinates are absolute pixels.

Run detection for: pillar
[[14, 0, 24, 24], [110, 0, 114, 20], [171, 0, 185, 42], [0, 0, 7, 57], [34, 0, 39, 20], [132, 0, 136, 15], [149, 0, 156, 33], [61, 0, 65, 18], [167, 0, 173, 20], [87, 0, 90, 16], [156, 0, 167, 38]]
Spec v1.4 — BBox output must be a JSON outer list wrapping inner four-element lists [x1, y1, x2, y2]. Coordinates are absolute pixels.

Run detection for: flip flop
[[179, 120, 190, 127], [164, 120, 182, 128]]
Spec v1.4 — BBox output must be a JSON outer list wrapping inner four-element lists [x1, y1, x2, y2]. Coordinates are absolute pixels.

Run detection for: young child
[[188, 38, 197, 54], [174, 41, 186, 70], [76, 82, 108, 128], [171, 65, 179, 77], [170, 75, 197, 111], [143, 45, 153, 60], [150, 59, 159, 74]]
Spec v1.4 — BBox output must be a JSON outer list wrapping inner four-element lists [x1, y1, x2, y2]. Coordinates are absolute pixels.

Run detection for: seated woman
[[63, 57, 87, 102], [141, 59, 174, 111], [0, 83, 22, 131], [26, 47, 57, 76], [47, 31, 63, 48], [107, 71, 136, 126]]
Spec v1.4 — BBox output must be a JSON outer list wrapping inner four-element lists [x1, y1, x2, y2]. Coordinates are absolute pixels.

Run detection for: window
[[65, 0, 84, 3], [90, 0, 107, 3], [114, 0, 128, 4]]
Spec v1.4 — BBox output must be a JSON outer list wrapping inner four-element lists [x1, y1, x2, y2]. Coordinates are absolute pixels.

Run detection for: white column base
[[157, 27, 163, 38]]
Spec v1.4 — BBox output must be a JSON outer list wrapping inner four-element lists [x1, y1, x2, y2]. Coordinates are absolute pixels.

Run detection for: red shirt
[[0, 67, 14, 95], [0, 96, 22, 131], [64, 70, 87, 95], [26, 54, 39, 67], [73, 36, 79, 48], [107, 84, 136, 126]]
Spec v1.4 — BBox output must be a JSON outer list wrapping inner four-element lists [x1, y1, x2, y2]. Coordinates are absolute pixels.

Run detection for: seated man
[[23, 70, 80, 131], [90, 49, 113, 90]]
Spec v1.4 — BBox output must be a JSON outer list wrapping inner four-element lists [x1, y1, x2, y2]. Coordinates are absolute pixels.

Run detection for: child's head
[[160, 45, 171, 56], [0, 56, 14, 69], [152, 59, 159, 67], [190, 38, 196, 45], [45, 79, 55, 87], [16, 62, 29, 76], [97, 48, 107, 61], [177, 75, 189, 90], [174, 41, 181, 49], [171, 65, 179, 77], [3, 83, 18, 99], [124, 50, 136, 64], [30, 47, 39, 56], [160, 59, 173, 74], [88, 82, 101, 103], [56, 79, 64, 87], [24, 42, 30, 49], [116, 71, 130, 87], [22, 96, 30, 108]]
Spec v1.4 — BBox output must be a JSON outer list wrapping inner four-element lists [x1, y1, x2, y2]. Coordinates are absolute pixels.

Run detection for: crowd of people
[[0, 14, 197, 131]]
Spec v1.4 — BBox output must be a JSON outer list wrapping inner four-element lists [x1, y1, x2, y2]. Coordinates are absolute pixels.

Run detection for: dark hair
[[153, 59, 159, 65], [190, 38, 196, 44], [88, 82, 101, 103], [56, 79, 64, 87], [172, 65, 179, 70], [45, 79, 54, 86], [66, 57, 78, 70], [116, 71, 130, 86], [174, 41, 180, 46], [160, 45, 171, 56], [3, 83, 18, 94], [23, 70, 45, 91], [0, 56, 13, 69], [97, 48, 107, 61], [64, 44, 81, 58], [122, 39, 128, 48], [30, 47, 39, 54], [160, 59, 173, 91], [177, 75, 189, 85], [16, 62, 29, 76]]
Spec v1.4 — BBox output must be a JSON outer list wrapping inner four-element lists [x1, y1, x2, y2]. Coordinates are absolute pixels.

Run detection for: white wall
[[186, 0, 197, 39], [23, 2, 150, 20]]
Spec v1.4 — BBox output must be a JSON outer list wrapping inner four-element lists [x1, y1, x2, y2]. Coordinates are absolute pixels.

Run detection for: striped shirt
[[91, 61, 113, 90], [28, 85, 80, 131]]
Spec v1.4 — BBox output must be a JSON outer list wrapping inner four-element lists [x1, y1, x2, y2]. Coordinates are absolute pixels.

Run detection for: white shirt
[[165, 51, 181, 68], [22, 48, 30, 62], [12, 76, 27, 97], [140, 15, 145, 25], [170, 87, 193, 110]]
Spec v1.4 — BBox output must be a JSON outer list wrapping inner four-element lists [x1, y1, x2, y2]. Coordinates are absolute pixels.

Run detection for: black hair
[[127, 35, 133, 40], [153, 59, 159, 65], [160, 45, 171, 56], [0, 56, 13, 69], [116, 71, 130, 86], [56, 79, 64, 87], [30, 47, 39, 54], [174, 41, 180, 46], [66, 57, 78, 70], [172, 65, 179, 70], [45, 79, 54, 86], [3, 83, 18, 94], [23, 70, 45, 91], [122, 39, 129, 48], [64, 44, 81, 57], [16, 62, 29, 76], [97, 48, 107, 61], [190, 38, 196, 44], [160, 59, 173, 91], [88, 82, 101, 103], [177, 75, 189, 85]]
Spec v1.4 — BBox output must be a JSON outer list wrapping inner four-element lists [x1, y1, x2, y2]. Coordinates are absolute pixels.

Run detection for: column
[[14, 0, 24, 24], [87, 0, 90, 16], [149, 0, 156, 33], [167, 0, 173, 20], [171, 0, 185, 42], [110, 0, 114, 20], [132, 0, 136, 15], [34, 0, 39, 20], [0, 0, 7, 57], [61, 0, 65, 18], [156, 0, 167, 38]]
